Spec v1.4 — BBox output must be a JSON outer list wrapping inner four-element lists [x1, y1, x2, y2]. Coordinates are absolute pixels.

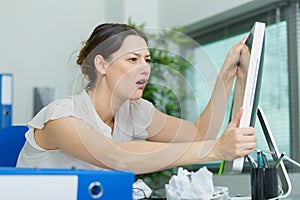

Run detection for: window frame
[[184, 0, 300, 172]]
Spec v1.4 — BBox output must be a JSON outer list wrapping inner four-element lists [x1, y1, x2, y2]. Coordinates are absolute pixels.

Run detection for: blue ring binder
[[0, 73, 13, 128]]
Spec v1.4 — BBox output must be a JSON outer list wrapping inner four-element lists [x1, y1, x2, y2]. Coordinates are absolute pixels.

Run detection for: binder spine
[[0, 74, 13, 128]]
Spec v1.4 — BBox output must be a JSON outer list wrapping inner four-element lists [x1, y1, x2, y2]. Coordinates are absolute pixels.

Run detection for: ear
[[94, 55, 107, 75]]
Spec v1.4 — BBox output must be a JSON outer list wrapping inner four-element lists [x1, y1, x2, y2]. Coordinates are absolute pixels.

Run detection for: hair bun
[[77, 44, 88, 66]]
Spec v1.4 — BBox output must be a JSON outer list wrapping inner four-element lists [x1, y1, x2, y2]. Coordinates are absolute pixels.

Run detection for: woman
[[17, 23, 255, 174]]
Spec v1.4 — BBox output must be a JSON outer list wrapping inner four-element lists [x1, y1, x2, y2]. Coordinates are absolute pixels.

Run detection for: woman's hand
[[213, 107, 256, 161], [219, 44, 243, 80], [237, 44, 250, 81], [220, 38, 249, 81], [231, 38, 250, 118]]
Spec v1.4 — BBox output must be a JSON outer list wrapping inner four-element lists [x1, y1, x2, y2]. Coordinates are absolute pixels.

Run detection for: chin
[[129, 95, 143, 100], [129, 90, 143, 100]]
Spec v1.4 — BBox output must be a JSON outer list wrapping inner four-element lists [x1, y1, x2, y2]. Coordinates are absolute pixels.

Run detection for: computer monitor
[[222, 21, 266, 174], [219, 21, 291, 199]]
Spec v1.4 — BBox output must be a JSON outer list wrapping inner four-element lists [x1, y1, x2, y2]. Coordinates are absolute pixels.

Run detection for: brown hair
[[77, 23, 148, 90]]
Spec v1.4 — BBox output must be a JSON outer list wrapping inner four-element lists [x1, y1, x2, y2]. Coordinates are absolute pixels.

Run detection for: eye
[[128, 57, 137, 63], [145, 58, 151, 63]]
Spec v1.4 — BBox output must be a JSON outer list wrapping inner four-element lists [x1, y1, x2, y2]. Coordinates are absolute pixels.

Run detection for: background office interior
[[1, 0, 300, 196], [0, 0, 255, 124]]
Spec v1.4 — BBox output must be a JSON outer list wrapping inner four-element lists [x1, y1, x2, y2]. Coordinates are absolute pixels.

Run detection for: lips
[[136, 80, 145, 84], [136, 78, 147, 85], [136, 78, 148, 89]]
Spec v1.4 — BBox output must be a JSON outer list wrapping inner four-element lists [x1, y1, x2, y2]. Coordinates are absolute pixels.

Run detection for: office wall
[[123, 0, 159, 27], [120, 0, 253, 28], [158, 0, 253, 28], [0, 0, 105, 124], [0, 0, 253, 124]]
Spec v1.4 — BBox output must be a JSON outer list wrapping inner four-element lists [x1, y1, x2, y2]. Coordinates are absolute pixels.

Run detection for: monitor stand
[[222, 106, 292, 198], [256, 106, 292, 198]]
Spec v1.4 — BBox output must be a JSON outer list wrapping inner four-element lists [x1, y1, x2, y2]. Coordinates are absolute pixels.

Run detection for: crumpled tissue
[[165, 167, 214, 200], [133, 179, 152, 200]]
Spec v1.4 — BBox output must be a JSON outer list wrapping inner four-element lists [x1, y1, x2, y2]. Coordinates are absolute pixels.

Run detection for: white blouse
[[16, 90, 154, 169]]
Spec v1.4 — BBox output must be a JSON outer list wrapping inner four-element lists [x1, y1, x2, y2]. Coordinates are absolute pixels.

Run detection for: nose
[[140, 61, 151, 76]]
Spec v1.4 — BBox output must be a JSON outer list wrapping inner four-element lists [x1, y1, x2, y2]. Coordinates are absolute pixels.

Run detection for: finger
[[236, 137, 256, 148], [243, 136, 257, 144], [241, 127, 255, 136], [237, 145, 256, 157], [241, 44, 249, 52], [238, 132, 256, 143], [229, 107, 243, 128], [233, 43, 244, 55], [239, 148, 255, 157], [240, 35, 248, 44], [245, 141, 256, 149]]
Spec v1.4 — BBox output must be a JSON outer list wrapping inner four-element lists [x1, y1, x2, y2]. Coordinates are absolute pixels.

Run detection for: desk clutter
[[247, 150, 284, 200], [133, 167, 230, 200]]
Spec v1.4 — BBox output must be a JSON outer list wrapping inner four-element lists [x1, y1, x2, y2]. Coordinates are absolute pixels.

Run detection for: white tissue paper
[[165, 167, 229, 200], [133, 179, 152, 200]]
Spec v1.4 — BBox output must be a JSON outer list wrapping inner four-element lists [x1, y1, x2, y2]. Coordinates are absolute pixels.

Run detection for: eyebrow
[[128, 52, 151, 57]]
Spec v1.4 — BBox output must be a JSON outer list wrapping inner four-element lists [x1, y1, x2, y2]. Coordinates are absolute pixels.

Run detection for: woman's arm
[[34, 109, 255, 175], [147, 43, 247, 142], [231, 43, 250, 118], [196, 43, 250, 140]]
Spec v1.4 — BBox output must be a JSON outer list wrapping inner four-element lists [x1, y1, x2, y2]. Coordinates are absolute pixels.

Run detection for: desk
[[230, 195, 300, 199], [213, 173, 300, 200]]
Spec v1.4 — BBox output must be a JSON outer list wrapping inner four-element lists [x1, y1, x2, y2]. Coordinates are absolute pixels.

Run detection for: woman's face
[[104, 35, 151, 100]]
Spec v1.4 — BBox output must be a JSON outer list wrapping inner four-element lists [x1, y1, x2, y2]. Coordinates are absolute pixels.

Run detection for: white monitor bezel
[[223, 21, 266, 174]]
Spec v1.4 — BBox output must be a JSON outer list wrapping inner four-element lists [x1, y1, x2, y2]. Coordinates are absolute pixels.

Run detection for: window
[[184, 0, 299, 172]]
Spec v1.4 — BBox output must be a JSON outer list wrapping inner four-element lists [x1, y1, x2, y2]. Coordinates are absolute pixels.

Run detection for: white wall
[[123, 0, 159, 27], [0, 0, 253, 124], [158, 0, 254, 28], [0, 0, 105, 124], [118, 0, 254, 28]]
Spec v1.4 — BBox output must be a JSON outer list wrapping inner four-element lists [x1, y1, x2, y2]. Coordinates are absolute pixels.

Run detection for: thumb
[[229, 107, 243, 128]]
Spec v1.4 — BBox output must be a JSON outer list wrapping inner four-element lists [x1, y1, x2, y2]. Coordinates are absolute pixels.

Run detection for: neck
[[87, 84, 125, 125]]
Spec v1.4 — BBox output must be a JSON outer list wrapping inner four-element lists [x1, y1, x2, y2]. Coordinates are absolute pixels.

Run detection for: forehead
[[113, 35, 149, 58]]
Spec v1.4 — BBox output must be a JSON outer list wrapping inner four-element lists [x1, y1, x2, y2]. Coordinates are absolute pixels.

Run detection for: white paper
[[165, 167, 214, 200], [133, 179, 152, 199]]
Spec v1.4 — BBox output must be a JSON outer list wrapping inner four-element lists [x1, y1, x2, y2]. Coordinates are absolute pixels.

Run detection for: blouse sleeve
[[28, 98, 74, 130], [25, 98, 75, 150]]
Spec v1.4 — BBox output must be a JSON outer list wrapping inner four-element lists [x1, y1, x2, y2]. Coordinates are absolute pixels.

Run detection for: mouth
[[136, 79, 148, 89], [136, 80, 146, 84]]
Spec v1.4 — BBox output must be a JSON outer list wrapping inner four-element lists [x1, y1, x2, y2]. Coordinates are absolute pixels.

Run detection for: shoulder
[[28, 91, 87, 129]]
